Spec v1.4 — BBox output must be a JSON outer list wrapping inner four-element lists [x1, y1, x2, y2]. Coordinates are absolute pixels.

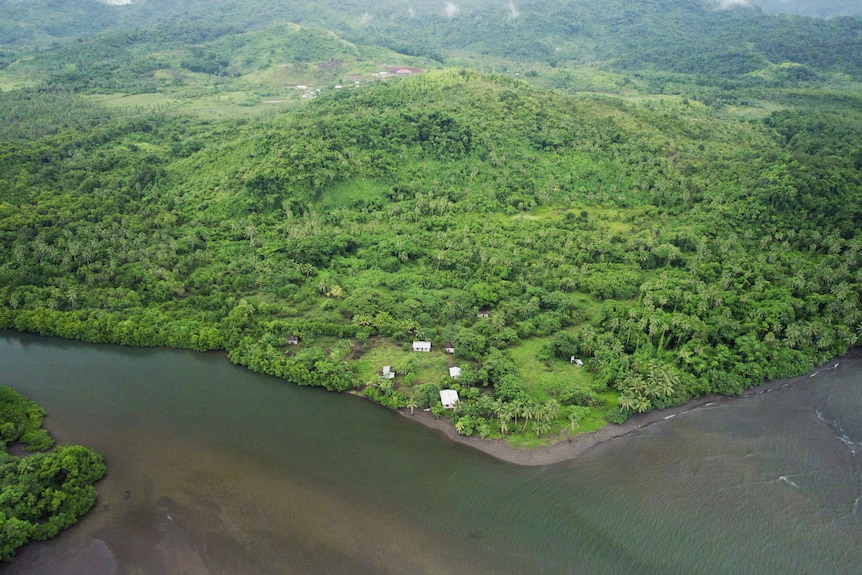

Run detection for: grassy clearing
[[501, 335, 617, 447], [572, 293, 605, 322], [509, 337, 593, 399], [722, 101, 787, 120], [320, 179, 387, 211], [527, 204, 634, 235], [87, 90, 286, 120], [86, 92, 177, 109], [353, 338, 454, 391], [0, 75, 36, 91]]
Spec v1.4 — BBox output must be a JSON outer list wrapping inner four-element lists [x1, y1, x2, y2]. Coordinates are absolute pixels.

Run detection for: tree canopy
[[1, 0, 861, 443], [0, 387, 106, 562]]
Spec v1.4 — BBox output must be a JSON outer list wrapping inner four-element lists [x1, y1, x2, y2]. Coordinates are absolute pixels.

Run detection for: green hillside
[[1, 1, 861, 444]]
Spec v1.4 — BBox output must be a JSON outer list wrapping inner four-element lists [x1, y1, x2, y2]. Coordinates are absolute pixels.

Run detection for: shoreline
[[3, 329, 853, 466], [397, 353, 854, 466]]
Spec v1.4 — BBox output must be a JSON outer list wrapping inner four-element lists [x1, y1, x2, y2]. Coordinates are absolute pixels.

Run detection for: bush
[[413, 382, 441, 409], [606, 409, 630, 425], [550, 332, 581, 360], [0, 387, 54, 451], [494, 374, 527, 402], [559, 387, 600, 407]]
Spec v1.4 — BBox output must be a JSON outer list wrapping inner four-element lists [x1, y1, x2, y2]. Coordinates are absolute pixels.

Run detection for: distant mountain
[[2, 0, 862, 82], [0, 0, 122, 46], [756, 0, 862, 17]]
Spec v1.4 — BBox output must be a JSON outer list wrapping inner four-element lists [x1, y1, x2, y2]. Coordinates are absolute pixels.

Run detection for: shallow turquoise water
[[2, 332, 860, 574]]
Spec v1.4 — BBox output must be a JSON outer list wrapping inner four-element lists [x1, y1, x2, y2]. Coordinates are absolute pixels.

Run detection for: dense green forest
[[0, 387, 106, 561], [1, 0, 861, 445]]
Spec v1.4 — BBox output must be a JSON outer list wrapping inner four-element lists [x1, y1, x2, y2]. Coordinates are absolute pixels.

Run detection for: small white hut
[[440, 389, 460, 409]]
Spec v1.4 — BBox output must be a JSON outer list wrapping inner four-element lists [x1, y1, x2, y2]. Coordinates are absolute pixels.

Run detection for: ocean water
[[1, 332, 860, 574]]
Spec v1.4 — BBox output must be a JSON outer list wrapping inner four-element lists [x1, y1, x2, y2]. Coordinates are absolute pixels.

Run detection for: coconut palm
[[498, 416, 509, 435], [405, 398, 417, 415], [567, 409, 580, 431], [519, 401, 535, 432], [618, 393, 637, 412]]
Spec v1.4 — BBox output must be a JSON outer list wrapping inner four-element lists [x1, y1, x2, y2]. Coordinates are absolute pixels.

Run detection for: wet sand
[[397, 355, 852, 466]]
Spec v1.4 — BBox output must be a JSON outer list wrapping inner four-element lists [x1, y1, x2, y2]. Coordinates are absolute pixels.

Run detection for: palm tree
[[498, 416, 509, 435], [568, 410, 580, 432], [497, 401, 517, 435], [533, 417, 552, 437], [618, 393, 637, 412], [66, 287, 80, 309], [520, 401, 535, 432], [406, 398, 418, 416], [530, 403, 547, 437], [455, 420, 465, 435], [646, 362, 677, 398]]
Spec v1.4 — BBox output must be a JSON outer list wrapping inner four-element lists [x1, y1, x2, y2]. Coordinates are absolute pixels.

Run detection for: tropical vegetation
[[0, 386, 106, 562], [1, 0, 861, 444]]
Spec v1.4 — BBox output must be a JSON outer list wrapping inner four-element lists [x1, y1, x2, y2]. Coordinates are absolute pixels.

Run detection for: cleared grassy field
[[353, 338, 454, 391], [509, 337, 589, 399], [500, 335, 618, 447]]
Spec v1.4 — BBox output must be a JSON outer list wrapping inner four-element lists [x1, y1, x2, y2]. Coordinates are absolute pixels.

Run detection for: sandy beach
[[397, 355, 852, 466]]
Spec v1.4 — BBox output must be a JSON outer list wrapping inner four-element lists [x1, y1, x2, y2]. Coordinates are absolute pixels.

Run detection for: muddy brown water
[[2, 332, 861, 574]]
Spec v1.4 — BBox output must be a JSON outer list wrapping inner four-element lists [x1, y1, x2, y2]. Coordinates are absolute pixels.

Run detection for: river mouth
[[3, 332, 861, 575]]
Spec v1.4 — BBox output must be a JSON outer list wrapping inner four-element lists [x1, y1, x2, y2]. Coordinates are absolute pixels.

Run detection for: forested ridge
[[1, 0, 862, 444]]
